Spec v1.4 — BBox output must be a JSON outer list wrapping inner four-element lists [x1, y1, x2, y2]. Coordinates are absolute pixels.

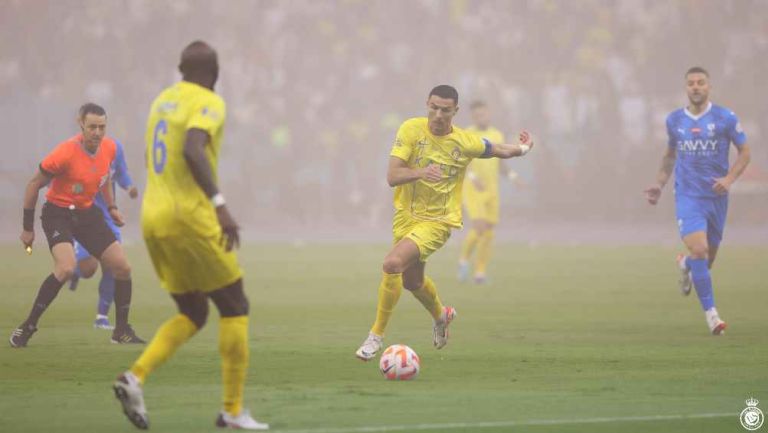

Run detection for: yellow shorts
[[392, 210, 452, 262], [143, 233, 243, 294], [463, 189, 499, 224]]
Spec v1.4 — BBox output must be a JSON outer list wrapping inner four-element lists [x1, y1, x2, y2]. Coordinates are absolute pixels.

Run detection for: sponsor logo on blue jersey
[[666, 103, 746, 198]]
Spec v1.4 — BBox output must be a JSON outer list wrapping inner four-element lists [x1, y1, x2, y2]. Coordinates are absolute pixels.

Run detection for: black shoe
[[68, 273, 80, 291], [9, 324, 37, 348], [111, 325, 146, 344]]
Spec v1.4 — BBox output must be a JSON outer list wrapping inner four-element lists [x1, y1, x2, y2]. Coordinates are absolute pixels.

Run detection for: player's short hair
[[685, 66, 709, 78], [78, 102, 106, 119], [470, 100, 487, 110], [179, 40, 218, 77], [429, 85, 459, 105]]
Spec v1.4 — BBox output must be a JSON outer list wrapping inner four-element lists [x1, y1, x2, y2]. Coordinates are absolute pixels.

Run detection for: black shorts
[[41, 202, 117, 258]]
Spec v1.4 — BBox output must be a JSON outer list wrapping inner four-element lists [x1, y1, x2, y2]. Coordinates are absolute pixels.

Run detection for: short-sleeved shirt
[[465, 125, 505, 196], [142, 80, 227, 237], [40, 134, 117, 209], [666, 102, 747, 198], [390, 117, 490, 228]]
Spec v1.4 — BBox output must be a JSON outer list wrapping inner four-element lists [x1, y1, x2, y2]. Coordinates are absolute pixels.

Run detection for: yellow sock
[[460, 228, 479, 262], [220, 316, 249, 416], [130, 314, 198, 384], [370, 273, 402, 336], [475, 229, 494, 275], [410, 276, 443, 320]]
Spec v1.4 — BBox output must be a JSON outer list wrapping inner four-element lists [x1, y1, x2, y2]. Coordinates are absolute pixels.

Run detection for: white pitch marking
[[269, 412, 734, 433]]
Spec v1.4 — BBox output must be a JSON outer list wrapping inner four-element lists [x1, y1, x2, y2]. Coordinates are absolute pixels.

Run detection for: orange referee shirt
[[40, 134, 117, 209]]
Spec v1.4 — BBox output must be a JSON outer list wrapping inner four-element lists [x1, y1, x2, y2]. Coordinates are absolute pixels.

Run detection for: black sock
[[23, 274, 66, 328], [113, 278, 132, 331]]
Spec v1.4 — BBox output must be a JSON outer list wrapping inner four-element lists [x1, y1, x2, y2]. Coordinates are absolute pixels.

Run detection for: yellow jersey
[[465, 125, 504, 195], [390, 117, 488, 228], [142, 81, 227, 238]]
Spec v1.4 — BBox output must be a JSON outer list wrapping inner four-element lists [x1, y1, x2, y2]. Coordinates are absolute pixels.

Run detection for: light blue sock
[[688, 258, 715, 311], [97, 271, 115, 317]]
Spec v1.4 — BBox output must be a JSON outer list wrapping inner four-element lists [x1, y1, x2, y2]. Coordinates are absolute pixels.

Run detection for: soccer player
[[458, 101, 523, 284], [69, 139, 139, 330], [11, 103, 144, 347], [355, 85, 535, 361], [112, 41, 268, 430], [645, 66, 751, 335]]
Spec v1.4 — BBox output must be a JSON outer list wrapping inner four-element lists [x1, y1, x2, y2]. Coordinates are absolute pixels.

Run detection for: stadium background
[[1, 0, 766, 245], [1, 2, 767, 433]]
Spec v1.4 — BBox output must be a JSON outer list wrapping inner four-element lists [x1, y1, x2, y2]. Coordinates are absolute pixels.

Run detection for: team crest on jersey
[[450, 146, 461, 161], [201, 107, 221, 120], [707, 123, 716, 137], [72, 183, 84, 194]]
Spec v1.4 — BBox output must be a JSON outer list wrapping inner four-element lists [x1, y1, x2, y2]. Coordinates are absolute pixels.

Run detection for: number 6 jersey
[[143, 81, 227, 237]]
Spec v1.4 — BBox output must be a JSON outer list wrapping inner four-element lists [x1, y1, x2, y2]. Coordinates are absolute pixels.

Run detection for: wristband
[[23, 208, 34, 231], [211, 193, 226, 208], [519, 144, 530, 155]]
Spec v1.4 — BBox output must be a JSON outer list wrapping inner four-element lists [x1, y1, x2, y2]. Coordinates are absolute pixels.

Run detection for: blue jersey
[[94, 140, 134, 218], [666, 103, 746, 198]]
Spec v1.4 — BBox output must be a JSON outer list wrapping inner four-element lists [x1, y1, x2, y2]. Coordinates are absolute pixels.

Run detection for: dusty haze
[[1, 0, 766, 244]]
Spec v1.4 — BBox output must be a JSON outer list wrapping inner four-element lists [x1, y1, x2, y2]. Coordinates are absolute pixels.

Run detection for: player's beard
[[430, 119, 450, 135], [83, 135, 102, 153], [688, 92, 707, 107]]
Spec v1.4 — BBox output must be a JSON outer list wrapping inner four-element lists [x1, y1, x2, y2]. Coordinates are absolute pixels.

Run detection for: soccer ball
[[379, 344, 420, 380]]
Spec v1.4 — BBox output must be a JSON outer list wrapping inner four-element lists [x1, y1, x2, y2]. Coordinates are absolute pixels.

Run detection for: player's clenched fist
[[20, 230, 34, 248], [644, 184, 662, 205], [420, 163, 443, 183]]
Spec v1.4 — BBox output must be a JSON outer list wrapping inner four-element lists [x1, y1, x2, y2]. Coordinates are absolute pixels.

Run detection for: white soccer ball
[[379, 344, 420, 380]]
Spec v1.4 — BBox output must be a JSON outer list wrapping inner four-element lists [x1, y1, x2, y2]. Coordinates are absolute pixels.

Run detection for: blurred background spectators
[[1, 0, 766, 242]]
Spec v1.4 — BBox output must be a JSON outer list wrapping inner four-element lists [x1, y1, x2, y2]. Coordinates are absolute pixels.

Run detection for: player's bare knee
[[80, 267, 97, 279], [54, 265, 75, 282], [79, 261, 98, 279], [382, 257, 405, 274], [689, 244, 709, 259], [210, 279, 249, 317], [403, 278, 423, 291], [110, 262, 131, 280], [186, 306, 209, 330], [173, 293, 209, 329]]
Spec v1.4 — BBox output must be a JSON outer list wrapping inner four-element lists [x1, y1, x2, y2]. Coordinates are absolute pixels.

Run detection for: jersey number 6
[[152, 120, 168, 174]]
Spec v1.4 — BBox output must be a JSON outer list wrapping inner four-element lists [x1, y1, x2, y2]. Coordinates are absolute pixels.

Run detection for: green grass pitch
[[0, 242, 765, 433]]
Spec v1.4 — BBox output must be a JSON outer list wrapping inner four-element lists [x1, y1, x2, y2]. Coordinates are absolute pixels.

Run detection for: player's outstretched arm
[[713, 143, 751, 195], [183, 128, 240, 251], [20, 169, 52, 249], [488, 130, 535, 159], [645, 146, 676, 205], [387, 156, 441, 187]]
